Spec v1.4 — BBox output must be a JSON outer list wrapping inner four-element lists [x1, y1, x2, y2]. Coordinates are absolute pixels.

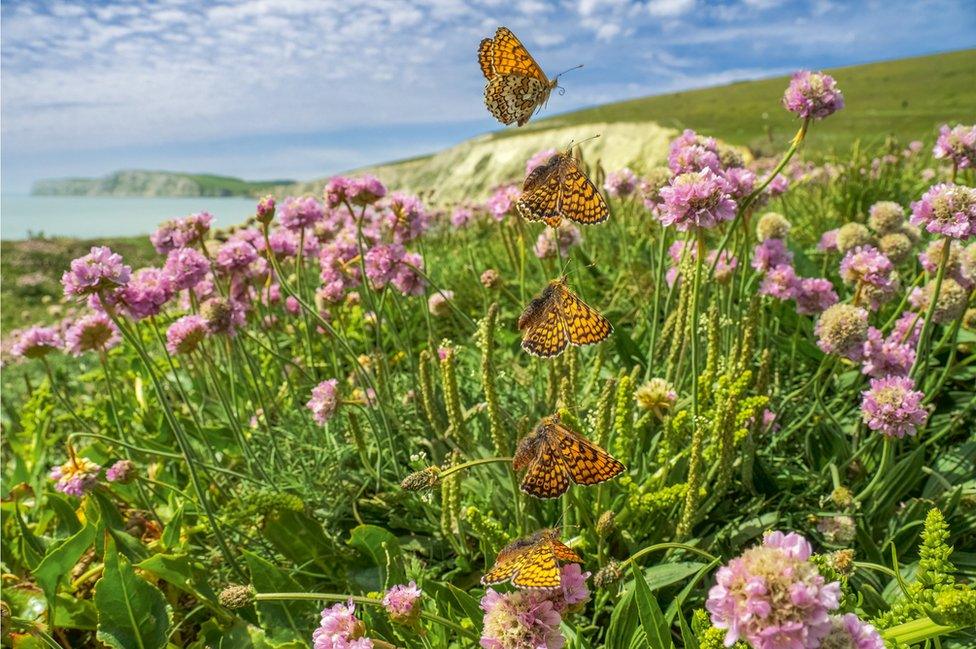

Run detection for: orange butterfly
[[518, 149, 609, 228], [479, 27, 567, 127], [514, 413, 625, 499], [518, 277, 612, 358], [481, 528, 582, 589]]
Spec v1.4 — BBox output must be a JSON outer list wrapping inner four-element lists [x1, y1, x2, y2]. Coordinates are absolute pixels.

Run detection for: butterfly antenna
[[553, 64, 583, 96]]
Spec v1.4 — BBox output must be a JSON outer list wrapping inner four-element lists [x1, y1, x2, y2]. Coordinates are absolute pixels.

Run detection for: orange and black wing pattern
[[518, 152, 609, 226], [481, 529, 582, 589], [479, 27, 548, 83], [479, 27, 553, 127], [554, 280, 612, 346], [517, 281, 569, 357]]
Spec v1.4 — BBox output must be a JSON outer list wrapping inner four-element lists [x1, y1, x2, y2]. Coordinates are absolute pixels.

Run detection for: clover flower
[[604, 167, 639, 198], [105, 459, 136, 484], [667, 129, 721, 174], [760, 264, 800, 300], [383, 581, 422, 624], [428, 290, 454, 317], [835, 223, 873, 254], [861, 327, 915, 378], [707, 531, 840, 649], [50, 456, 101, 497], [861, 376, 928, 438], [794, 278, 838, 316], [166, 315, 209, 355], [279, 196, 325, 231], [65, 313, 120, 356], [783, 70, 844, 120], [534, 224, 581, 259], [12, 325, 62, 359], [163, 247, 210, 291], [635, 378, 677, 418], [816, 304, 869, 360], [526, 148, 557, 176], [62, 246, 132, 298], [756, 212, 791, 241], [867, 201, 905, 234], [659, 168, 736, 231], [932, 124, 976, 170], [307, 379, 340, 425], [312, 600, 371, 649], [752, 238, 794, 273], [910, 183, 976, 240]]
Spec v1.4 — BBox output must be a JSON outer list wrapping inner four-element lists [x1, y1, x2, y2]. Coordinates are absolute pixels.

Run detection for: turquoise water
[[1, 194, 259, 240]]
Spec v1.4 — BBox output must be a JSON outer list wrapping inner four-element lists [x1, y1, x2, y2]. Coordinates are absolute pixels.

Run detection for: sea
[[1, 194, 260, 241]]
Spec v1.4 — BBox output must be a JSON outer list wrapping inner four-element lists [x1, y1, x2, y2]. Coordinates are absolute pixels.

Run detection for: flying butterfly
[[478, 27, 578, 127], [517, 148, 609, 228], [481, 528, 582, 589], [518, 277, 612, 358], [514, 413, 625, 499]]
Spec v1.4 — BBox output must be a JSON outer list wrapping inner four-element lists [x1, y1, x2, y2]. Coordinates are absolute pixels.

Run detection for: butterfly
[[518, 277, 612, 358], [481, 528, 582, 589], [479, 27, 560, 127], [517, 149, 609, 228], [513, 413, 625, 499]]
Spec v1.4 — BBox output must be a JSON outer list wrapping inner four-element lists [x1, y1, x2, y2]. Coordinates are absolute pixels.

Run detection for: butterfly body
[[518, 151, 609, 227], [518, 278, 612, 357], [479, 27, 557, 127], [514, 414, 626, 498], [481, 528, 582, 589]]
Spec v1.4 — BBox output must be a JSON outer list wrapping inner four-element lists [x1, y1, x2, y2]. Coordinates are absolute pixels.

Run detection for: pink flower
[[312, 600, 371, 649], [324, 177, 352, 209], [932, 124, 976, 170], [752, 239, 794, 273], [279, 196, 324, 231], [659, 168, 736, 231], [150, 212, 213, 253], [347, 175, 387, 206], [383, 581, 422, 624], [307, 379, 340, 425], [760, 264, 800, 300], [891, 311, 923, 346], [534, 225, 581, 259], [65, 313, 120, 356], [268, 229, 299, 258], [256, 195, 276, 223], [815, 304, 869, 361], [554, 564, 591, 610], [428, 290, 453, 317], [604, 168, 639, 198], [861, 327, 915, 378], [486, 184, 521, 221], [451, 206, 476, 228], [121, 267, 174, 320], [861, 376, 928, 439], [62, 246, 131, 298], [215, 240, 259, 275], [818, 229, 839, 252], [163, 247, 210, 291], [383, 192, 429, 243], [910, 183, 976, 240], [668, 129, 721, 174], [364, 243, 405, 288], [722, 167, 756, 199], [794, 278, 838, 316], [391, 251, 426, 296], [782, 71, 844, 120], [839, 246, 899, 309], [50, 457, 100, 497], [166, 315, 209, 355], [821, 614, 885, 649], [105, 459, 136, 484], [285, 296, 300, 314], [480, 589, 565, 649], [12, 325, 62, 359], [706, 531, 840, 649], [764, 173, 790, 197], [526, 148, 557, 176]]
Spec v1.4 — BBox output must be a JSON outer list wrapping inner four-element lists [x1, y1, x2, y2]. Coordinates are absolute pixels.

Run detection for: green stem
[[619, 542, 719, 571], [438, 456, 514, 480], [884, 616, 963, 645], [911, 236, 953, 382]]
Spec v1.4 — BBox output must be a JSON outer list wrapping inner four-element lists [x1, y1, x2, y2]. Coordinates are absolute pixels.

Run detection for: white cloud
[[647, 0, 695, 18]]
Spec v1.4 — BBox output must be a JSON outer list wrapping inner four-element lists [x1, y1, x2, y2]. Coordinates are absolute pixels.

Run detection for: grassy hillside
[[317, 49, 975, 200], [32, 170, 293, 198]]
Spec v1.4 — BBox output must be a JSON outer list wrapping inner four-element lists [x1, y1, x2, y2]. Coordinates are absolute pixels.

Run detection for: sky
[[2, 0, 975, 193]]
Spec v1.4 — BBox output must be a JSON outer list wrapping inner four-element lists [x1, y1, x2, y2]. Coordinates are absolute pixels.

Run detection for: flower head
[[163, 247, 210, 291], [604, 168, 639, 198], [347, 175, 387, 206], [756, 212, 791, 241], [635, 378, 677, 417], [721, 166, 756, 200], [877, 232, 913, 264], [279, 196, 324, 231], [783, 70, 844, 120], [816, 304, 869, 360], [62, 246, 131, 298], [256, 195, 276, 224], [200, 297, 246, 335], [105, 459, 136, 484], [819, 613, 884, 649], [668, 129, 721, 174], [312, 600, 370, 649], [480, 589, 564, 649], [215, 240, 259, 275], [818, 229, 839, 252], [867, 201, 905, 234], [166, 315, 209, 355], [892, 310, 924, 346], [706, 530, 840, 649], [760, 264, 800, 300], [835, 223, 873, 254], [428, 290, 453, 317], [486, 184, 521, 221], [910, 183, 976, 240], [150, 213, 212, 253], [120, 267, 174, 320], [383, 192, 430, 243], [910, 277, 969, 324], [795, 278, 838, 316], [752, 238, 794, 273], [12, 325, 62, 359], [861, 376, 927, 438], [65, 313, 120, 355], [481, 268, 502, 289], [861, 327, 915, 378], [390, 251, 426, 296], [932, 124, 976, 170], [534, 224, 581, 259], [50, 456, 100, 497], [839, 246, 898, 309], [383, 581, 422, 624], [659, 168, 736, 231], [307, 379, 340, 425]]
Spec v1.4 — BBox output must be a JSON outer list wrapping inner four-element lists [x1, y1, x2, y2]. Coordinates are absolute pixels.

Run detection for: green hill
[[31, 170, 293, 198]]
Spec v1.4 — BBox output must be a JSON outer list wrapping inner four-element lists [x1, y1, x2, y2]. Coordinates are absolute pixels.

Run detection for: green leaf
[[640, 562, 705, 591], [93, 538, 173, 649], [53, 594, 98, 630], [243, 550, 316, 642], [631, 563, 674, 649], [137, 553, 217, 602], [34, 523, 95, 607], [44, 492, 82, 535], [160, 503, 184, 550], [262, 509, 340, 579], [424, 581, 482, 631], [347, 524, 405, 590], [13, 503, 46, 568]]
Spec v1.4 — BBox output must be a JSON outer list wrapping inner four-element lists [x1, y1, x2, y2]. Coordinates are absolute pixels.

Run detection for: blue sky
[[2, 0, 974, 192]]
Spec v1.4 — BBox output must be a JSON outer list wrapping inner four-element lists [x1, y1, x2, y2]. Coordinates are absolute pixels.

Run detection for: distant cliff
[[31, 170, 293, 198]]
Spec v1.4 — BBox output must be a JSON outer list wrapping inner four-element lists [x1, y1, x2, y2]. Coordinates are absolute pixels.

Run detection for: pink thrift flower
[[668, 129, 721, 174], [480, 589, 565, 649], [752, 239, 794, 273], [12, 325, 62, 359], [163, 247, 210, 291], [324, 177, 352, 209], [861, 376, 928, 439], [383, 581, 422, 624], [659, 168, 736, 231], [50, 457, 100, 497], [794, 278, 838, 316], [451, 206, 475, 228], [62, 246, 131, 298], [256, 195, 276, 223], [721, 166, 756, 199], [428, 290, 453, 317], [932, 124, 976, 170], [861, 327, 915, 378], [215, 240, 259, 275], [285, 296, 300, 314], [364, 243, 405, 288], [910, 183, 976, 240], [821, 614, 885, 649], [760, 264, 800, 300], [307, 379, 340, 425], [347, 175, 387, 206], [268, 229, 299, 258], [383, 192, 430, 243], [706, 531, 840, 649], [891, 311, 923, 346], [391, 251, 426, 296], [486, 184, 521, 221], [65, 313, 120, 356], [166, 315, 209, 355], [105, 459, 136, 484], [764, 173, 790, 197], [312, 600, 370, 649], [534, 224, 581, 259], [782, 71, 844, 120], [604, 168, 639, 198], [818, 229, 839, 252], [121, 267, 174, 320], [279, 196, 324, 231]]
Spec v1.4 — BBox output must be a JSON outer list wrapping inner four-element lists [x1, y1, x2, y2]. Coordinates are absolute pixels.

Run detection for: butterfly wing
[[478, 38, 495, 80], [551, 421, 626, 486], [559, 157, 610, 225], [555, 282, 612, 346], [484, 74, 548, 127], [510, 542, 562, 589], [518, 433, 571, 499], [487, 27, 549, 84], [481, 546, 529, 585], [519, 286, 570, 358], [517, 156, 563, 225], [549, 537, 583, 563]]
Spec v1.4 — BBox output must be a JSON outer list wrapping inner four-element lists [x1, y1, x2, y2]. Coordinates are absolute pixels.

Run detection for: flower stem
[[438, 456, 514, 480], [911, 235, 953, 382]]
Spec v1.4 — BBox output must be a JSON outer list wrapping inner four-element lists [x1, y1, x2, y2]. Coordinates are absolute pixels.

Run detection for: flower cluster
[[312, 600, 372, 649], [65, 313, 120, 356], [534, 224, 581, 259], [604, 167, 639, 198], [61, 246, 132, 298], [839, 246, 898, 310], [932, 123, 976, 170], [659, 168, 736, 231], [150, 212, 213, 253], [383, 581, 422, 625], [307, 379, 340, 425], [910, 183, 976, 240], [50, 456, 101, 497], [12, 325, 62, 359], [860, 376, 928, 438], [782, 71, 845, 120]]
